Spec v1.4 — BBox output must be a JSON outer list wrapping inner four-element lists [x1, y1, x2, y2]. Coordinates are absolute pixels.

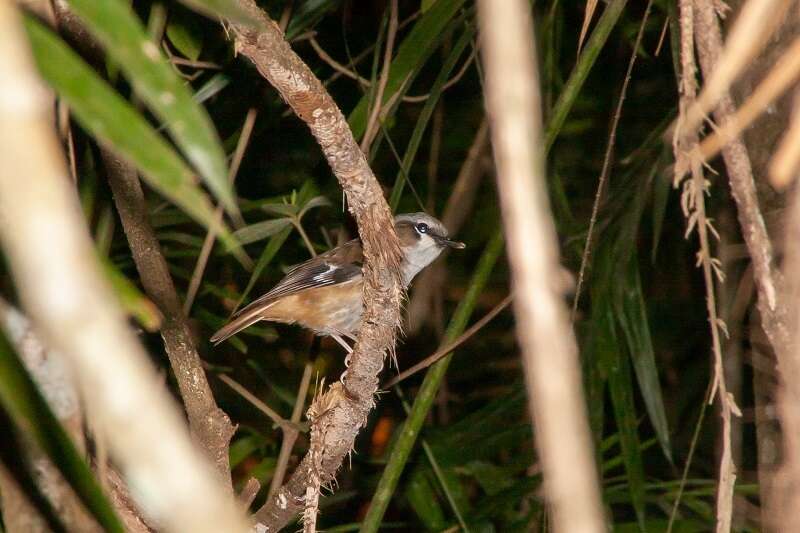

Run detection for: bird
[[210, 212, 465, 351]]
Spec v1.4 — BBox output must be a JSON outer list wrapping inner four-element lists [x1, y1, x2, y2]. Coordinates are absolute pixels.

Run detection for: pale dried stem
[[477, 1, 606, 531], [0, 4, 250, 532], [384, 293, 513, 389], [228, 3, 404, 530], [674, 0, 739, 533], [680, 0, 792, 135], [769, 88, 800, 188], [684, 33, 800, 175], [268, 361, 313, 498]]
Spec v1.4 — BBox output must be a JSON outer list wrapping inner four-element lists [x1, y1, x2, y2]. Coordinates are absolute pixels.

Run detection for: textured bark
[[102, 151, 236, 487], [227, 3, 404, 530]]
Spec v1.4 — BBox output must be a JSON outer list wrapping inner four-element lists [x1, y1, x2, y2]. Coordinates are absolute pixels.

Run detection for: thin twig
[[184, 108, 258, 315], [571, 0, 653, 321], [268, 359, 313, 498], [384, 294, 512, 389], [218, 374, 300, 433], [310, 36, 477, 104], [360, 0, 398, 152]]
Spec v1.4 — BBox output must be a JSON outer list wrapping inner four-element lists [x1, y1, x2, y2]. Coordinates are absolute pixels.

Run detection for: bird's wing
[[233, 239, 363, 317]]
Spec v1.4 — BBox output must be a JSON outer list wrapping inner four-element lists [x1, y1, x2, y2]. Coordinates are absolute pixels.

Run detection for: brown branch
[[692, 0, 790, 354], [227, 3, 404, 530], [477, 1, 605, 531], [101, 151, 236, 487]]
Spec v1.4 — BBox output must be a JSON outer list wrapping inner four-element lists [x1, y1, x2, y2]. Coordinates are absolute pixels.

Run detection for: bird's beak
[[437, 236, 466, 249]]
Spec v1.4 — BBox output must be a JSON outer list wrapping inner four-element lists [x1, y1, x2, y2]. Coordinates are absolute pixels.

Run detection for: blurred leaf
[[261, 203, 300, 217], [348, 0, 467, 139], [63, 0, 237, 217], [234, 218, 293, 245], [616, 257, 672, 463], [23, 18, 242, 258], [460, 461, 515, 496], [595, 301, 647, 531], [167, 17, 203, 60], [195, 73, 231, 104], [175, 0, 262, 29], [405, 467, 446, 530], [229, 434, 262, 469], [0, 333, 124, 533], [421, 0, 438, 13], [286, 0, 342, 40], [298, 196, 332, 218], [103, 260, 163, 331]]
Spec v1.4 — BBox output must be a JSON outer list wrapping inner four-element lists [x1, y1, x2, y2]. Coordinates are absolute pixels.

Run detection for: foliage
[[0, 1, 764, 531]]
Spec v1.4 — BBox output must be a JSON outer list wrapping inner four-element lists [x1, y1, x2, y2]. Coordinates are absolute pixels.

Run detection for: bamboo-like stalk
[[0, 4, 249, 533], [477, 1, 605, 531]]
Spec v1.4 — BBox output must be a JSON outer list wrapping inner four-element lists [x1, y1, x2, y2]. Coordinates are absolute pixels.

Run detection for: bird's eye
[[416, 222, 429, 234]]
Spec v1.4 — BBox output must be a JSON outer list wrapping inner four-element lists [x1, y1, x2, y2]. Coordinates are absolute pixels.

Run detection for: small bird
[[210, 213, 465, 350]]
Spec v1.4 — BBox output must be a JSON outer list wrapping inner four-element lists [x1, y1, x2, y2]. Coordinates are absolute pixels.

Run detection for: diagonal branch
[[226, 3, 404, 530], [101, 151, 236, 487]]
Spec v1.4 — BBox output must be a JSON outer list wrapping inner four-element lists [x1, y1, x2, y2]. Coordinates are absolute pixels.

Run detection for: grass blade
[[63, 0, 237, 217]]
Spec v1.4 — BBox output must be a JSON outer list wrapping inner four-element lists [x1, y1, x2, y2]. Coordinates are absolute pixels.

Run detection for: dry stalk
[[102, 151, 237, 487], [227, 2, 404, 530], [0, 4, 250, 531], [674, 1, 740, 530], [680, 0, 791, 135], [477, 1, 605, 531]]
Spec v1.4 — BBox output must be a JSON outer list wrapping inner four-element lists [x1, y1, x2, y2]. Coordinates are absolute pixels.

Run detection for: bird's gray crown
[[394, 212, 450, 239]]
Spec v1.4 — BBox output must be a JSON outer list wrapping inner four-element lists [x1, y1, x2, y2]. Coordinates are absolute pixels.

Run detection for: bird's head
[[394, 212, 465, 284]]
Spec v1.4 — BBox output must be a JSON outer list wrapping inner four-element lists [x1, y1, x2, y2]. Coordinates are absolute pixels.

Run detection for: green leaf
[[0, 333, 125, 533], [286, 0, 342, 40], [234, 218, 293, 245], [236, 226, 294, 310], [616, 257, 672, 463], [63, 0, 237, 217], [594, 301, 647, 532], [166, 17, 203, 61], [348, 0, 468, 139], [103, 260, 162, 331], [421, 0, 439, 13], [23, 18, 244, 262], [405, 466, 446, 530]]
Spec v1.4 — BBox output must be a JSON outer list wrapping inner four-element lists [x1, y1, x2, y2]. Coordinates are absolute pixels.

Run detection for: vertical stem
[[477, 1, 605, 531]]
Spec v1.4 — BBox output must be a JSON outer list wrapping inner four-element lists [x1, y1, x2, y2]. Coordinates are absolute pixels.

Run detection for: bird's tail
[[210, 307, 265, 345]]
